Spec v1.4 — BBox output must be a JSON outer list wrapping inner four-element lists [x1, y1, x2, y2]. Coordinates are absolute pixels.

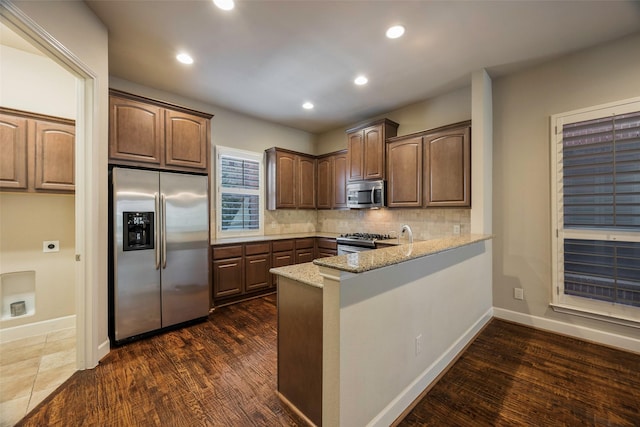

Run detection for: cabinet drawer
[[316, 238, 337, 250], [272, 239, 295, 252], [295, 238, 315, 249], [212, 245, 243, 260], [245, 242, 271, 255]]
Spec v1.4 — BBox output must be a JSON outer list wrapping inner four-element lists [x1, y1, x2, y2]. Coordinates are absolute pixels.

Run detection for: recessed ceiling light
[[354, 75, 368, 86], [302, 102, 314, 110], [176, 53, 194, 65], [213, 0, 235, 11], [386, 25, 405, 39]]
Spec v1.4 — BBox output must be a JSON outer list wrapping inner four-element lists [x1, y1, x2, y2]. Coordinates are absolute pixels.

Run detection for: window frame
[[215, 145, 264, 238], [550, 96, 640, 327]]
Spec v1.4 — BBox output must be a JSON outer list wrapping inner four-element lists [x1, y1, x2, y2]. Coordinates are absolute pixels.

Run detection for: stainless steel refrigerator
[[110, 167, 209, 343]]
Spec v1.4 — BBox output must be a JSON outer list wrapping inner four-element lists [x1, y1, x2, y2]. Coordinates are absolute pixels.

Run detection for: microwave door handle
[[371, 187, 375, 204], [154, 192, 160, 270]]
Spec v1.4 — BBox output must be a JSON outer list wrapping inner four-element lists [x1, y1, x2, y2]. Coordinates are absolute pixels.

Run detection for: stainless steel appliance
[[110, 167, 209, 344], [336, 233, 391, 255], [346, 180, 385, 209]]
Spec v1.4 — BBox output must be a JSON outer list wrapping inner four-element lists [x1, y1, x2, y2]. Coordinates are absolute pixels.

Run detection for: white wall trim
[[0, 315, 76, 344], [97, 338, 110, 361], [493, 308, 640, 355], [369, 307, 493, 427]]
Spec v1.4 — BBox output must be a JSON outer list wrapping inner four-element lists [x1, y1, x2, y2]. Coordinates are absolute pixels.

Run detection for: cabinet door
[[0, 113, 28, 190], [245, 254, 271, 292], [272, 250, 294, 288], [276, 151, 297, 208], [165, 110, 208, 171], [333, 151, 348, 208], [109, 95, 163, 166], [363, 125, 385, 180], [213, 257, 244, 298], [298, 155, 316, 209], [34, 120, 75, 192], [424, 126, 471, 207], [347, 130, 364, 181], [387, 136, 422, 207], [316, 156, 332, 209]]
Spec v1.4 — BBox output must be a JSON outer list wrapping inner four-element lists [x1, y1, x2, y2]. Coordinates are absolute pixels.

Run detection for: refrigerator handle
[[154, 192, 160, 270], [161, 193, 167, 269]]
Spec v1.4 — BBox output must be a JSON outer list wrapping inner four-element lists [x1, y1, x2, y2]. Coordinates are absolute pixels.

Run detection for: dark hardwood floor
[[17, 295, 640, 426]]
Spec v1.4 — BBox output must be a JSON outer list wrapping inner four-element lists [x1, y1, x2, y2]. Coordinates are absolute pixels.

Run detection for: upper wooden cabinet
[[316, 150, 348, 210], [109, 90, 212, 173], [424, 124, 471, 207], [387, 136, 423, 208], [0, 107, 75, 193], [346, 118, 398, 181], [386, 121, 471, 208], [266, 147, 316, 210]]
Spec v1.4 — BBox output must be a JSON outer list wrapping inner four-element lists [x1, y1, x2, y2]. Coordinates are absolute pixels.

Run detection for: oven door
[[337, 244, 373, 255]]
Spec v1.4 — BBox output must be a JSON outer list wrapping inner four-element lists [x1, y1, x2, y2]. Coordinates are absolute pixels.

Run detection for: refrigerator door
[[113, 168, 162, 341], [160, 172, 210, 327]]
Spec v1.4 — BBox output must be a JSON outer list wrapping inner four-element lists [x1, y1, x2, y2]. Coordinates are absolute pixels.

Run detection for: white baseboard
[[0, 315, 76, 344], [369, 308, 494, 427], [493, 307, 640, 354], [98, 338, 111, 362]]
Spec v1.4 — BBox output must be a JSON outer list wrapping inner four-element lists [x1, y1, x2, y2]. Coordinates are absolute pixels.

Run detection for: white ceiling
[[83, 1, 640, 134]]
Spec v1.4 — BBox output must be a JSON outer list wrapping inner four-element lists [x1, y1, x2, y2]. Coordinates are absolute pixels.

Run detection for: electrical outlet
[[415, 334, 422, 355], [453, 224, 461, 235], [514, 287, 524, 300], [43, 240, 59, 253]]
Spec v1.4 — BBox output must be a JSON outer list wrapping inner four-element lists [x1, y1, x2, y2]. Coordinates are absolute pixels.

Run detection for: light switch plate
[[43, 240, 60, 253]]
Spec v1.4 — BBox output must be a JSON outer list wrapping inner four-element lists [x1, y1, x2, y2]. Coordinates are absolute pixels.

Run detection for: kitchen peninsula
[[272, 234, 493, 427]]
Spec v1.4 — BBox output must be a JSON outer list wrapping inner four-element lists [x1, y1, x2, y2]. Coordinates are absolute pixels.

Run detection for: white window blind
[[551, 97, 640, 326], [216, 146, 263, 237]]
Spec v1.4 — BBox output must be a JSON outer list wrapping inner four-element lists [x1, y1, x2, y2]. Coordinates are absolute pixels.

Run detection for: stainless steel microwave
[[346, 180, 385, 209]]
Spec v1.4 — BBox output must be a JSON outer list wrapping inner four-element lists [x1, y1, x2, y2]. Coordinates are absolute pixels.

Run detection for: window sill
[[550, 303, 640, 329]]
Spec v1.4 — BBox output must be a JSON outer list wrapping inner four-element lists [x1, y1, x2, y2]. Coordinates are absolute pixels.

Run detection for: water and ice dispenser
[[123, 212, 154, 251]]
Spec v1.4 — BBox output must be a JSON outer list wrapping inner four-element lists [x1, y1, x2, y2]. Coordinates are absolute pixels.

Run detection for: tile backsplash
[[264, 209, 318, 235], [317, 208, 471, 240]]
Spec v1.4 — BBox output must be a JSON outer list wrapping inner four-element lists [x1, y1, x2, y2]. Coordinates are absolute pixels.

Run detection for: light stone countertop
[[313, 234, 492, 273], [270, 234, 492, 287], [269, 263, 324, 288], [211, 232, 341, 246]]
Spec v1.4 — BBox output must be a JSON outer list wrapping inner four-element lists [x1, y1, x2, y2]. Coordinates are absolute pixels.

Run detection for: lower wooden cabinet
[[212, 237, 337, 305]]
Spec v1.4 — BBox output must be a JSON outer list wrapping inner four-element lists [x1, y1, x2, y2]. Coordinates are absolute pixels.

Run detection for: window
[[551, 97, 640, 326], [216, 146, 264, 237]]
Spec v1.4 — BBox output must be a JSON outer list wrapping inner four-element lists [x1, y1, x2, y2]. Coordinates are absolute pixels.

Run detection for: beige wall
[[0, 45, 76, 118], [0, 193, 75, 327], [10, 0, 110, 362], [0, 30, 77, 330], [492, 32, 640, 338]]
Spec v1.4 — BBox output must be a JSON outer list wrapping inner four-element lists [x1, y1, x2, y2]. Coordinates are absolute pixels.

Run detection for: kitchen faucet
[[400, 224, 413, 244]]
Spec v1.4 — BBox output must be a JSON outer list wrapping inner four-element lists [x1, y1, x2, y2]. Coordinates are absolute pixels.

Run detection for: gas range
[[336, 233, 392, 249]]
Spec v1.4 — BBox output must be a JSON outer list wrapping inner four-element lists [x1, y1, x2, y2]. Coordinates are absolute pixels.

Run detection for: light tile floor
[[0, 328, 76, 427]]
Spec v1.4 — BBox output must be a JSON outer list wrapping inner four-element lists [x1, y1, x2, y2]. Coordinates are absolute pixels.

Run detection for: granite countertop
[[270, 234, 492, 287], [212, 232, 341, 246], [269, 263, 324, 288], [313, 234, 492, 274]]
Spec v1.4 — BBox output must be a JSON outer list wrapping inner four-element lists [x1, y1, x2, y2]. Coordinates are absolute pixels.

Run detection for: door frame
[[1, 2, 101, 369]]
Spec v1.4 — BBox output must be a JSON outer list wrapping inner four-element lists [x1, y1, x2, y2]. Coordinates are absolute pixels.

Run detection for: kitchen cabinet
[[316, 238, 337, 258], [386, 136, 423, 207], [316, 150, 348, 209], [295, 238, 315, 264], [346, 118, 398, 181], [424, 124, 471, 207], [272, 239, 295, 287], [0, 107, 75, 193], [266, 147, 316, 210], [245, 242, 272, 292], [212, 245, 244, 299], [386, 121, 471, 208], [109, 90, 211, 173]]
